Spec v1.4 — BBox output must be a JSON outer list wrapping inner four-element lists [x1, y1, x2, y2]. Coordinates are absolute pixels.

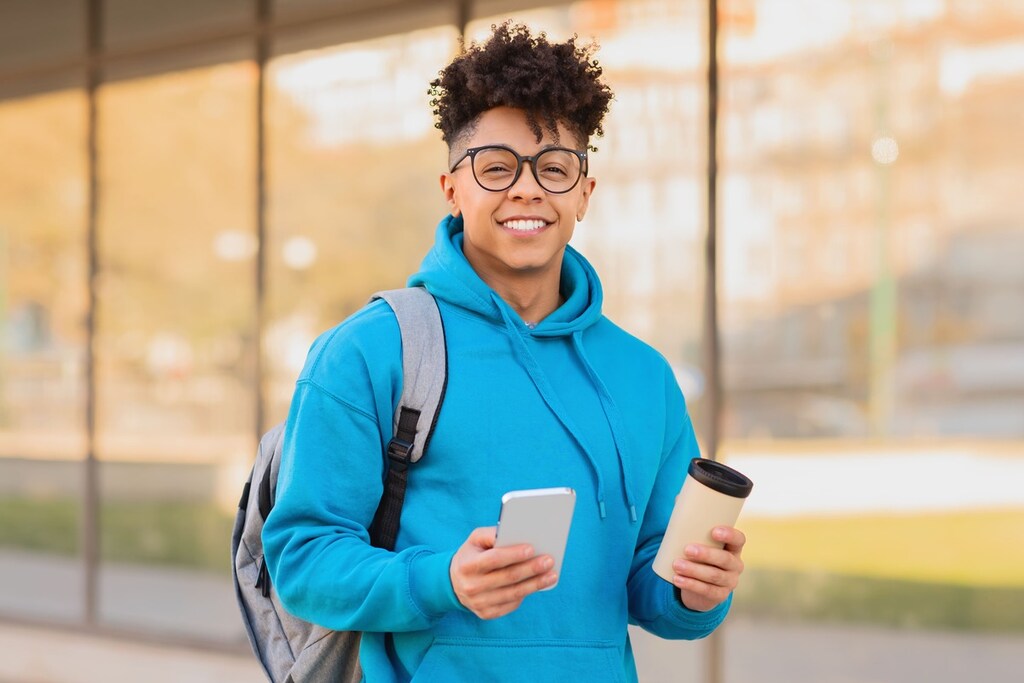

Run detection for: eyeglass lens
[[471, 147, 582, 193]]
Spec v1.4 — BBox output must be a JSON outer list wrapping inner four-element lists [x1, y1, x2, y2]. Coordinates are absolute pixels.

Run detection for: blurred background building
[[1, 1, 1022, 681]]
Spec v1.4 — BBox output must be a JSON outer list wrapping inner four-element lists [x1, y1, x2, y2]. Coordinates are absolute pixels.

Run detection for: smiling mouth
[[500, 219, 550, 232]]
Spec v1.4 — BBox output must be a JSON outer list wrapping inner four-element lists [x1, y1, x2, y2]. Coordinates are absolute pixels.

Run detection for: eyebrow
[[470, 143, 576, 152]]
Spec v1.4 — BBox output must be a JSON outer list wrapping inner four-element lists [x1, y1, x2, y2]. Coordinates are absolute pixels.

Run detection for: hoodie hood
[[408, 214, 637, 522], [407, 214, 604, 336]]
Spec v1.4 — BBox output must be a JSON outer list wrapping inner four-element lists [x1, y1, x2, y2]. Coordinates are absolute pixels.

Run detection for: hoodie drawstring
[[493, 295, 610, 519], [572, 332, 639, 523]]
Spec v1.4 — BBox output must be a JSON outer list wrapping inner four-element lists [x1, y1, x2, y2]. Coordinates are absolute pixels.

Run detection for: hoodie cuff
[[408, 550, 466, 619], [661, 584, 732, 634]]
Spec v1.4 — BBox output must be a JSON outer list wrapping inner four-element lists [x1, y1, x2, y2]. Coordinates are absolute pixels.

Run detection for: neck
[[487, 269, 563, 324]]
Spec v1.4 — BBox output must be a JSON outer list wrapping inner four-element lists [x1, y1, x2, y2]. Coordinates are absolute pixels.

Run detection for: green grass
[[0, 497, 80, 555], [738, 509, 1024, 587], [729, 508, 1024, 632], [734, 568, 1024, 632], [0, 497, 234, 574], [102, 500, 235, 572], [3, 497, 1024, 631]]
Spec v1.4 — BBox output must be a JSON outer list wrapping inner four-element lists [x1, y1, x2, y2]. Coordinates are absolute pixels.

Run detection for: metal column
[[82, 0, 103, 626], [701, 1, 724, 682]]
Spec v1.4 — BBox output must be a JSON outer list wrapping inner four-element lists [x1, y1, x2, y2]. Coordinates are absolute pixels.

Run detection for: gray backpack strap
[[368, 286, 447, 550], [373, 286, 447, 464]]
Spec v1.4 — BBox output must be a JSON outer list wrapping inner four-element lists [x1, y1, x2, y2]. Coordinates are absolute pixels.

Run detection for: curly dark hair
[[429, 22, 614, 152]]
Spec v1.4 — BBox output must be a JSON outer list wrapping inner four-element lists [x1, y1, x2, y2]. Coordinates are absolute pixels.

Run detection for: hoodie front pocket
[[411, 637, 626, 683]]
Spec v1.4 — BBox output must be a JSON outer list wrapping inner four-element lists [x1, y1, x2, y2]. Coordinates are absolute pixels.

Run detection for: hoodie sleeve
[[261, 312, 465, 632], [625, 373, 731, 639]]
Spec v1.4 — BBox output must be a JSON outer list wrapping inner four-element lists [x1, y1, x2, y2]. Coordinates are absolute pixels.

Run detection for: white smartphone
[[495, 487, 576, 590]]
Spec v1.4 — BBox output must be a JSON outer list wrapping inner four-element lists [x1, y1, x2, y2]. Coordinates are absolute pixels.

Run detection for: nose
[[507, 160, 545, 201]]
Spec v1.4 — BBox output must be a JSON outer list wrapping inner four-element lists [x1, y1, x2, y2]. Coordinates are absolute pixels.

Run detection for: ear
[[575, 176, 597, 222], [440, 173, 461, 217]]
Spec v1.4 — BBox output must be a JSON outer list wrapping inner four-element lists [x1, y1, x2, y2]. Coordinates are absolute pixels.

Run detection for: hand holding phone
[[495, 487, 576, 590]]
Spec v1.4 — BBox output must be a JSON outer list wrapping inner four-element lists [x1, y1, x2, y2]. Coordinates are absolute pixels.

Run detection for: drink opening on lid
[[687, 458, 753, 498]]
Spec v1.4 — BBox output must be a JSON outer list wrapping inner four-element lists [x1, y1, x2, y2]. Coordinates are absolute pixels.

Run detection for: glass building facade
[[1, 0, 1022, 679]]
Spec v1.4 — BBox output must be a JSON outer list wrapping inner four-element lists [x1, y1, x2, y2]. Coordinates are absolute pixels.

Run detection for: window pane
[[264, 26, 457, 426], [0, 85, 88, 623], [96, 58, 257, 644], [720, 0, 1024, 679]]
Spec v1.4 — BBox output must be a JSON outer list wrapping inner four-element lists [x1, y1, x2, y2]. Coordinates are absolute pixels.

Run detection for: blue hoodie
[[263, 214, 730, 682]]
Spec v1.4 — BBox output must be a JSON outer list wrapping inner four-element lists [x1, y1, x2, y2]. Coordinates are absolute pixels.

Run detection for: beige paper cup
[[653, 458, 753, 582]]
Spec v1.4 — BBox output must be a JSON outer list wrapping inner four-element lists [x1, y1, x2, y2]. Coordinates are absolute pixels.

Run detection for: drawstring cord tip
[[629, 505, 638, 523], [598, 500, 607, 519]]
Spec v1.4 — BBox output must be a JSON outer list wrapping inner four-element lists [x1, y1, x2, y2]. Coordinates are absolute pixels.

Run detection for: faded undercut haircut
[[429, 21, 614, 154]]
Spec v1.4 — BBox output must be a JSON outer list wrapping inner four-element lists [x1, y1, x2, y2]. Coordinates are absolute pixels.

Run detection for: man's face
[[439, 106, 596, 293]]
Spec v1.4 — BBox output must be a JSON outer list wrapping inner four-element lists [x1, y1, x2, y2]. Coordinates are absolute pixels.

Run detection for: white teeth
[[503, 219, 547, 231]]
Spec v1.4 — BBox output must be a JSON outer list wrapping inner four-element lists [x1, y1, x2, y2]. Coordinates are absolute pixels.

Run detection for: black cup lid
[[687, 458, 753, 498]]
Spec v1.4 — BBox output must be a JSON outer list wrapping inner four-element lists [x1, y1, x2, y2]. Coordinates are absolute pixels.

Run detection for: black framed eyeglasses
[[449, 144, 588, 194]]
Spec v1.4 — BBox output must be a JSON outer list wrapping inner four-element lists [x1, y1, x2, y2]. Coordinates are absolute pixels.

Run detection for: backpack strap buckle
[[386, 437, 414, 472]]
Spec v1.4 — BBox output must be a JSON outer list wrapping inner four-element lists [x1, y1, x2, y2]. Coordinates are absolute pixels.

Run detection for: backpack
[[231, 286, 448, 683]]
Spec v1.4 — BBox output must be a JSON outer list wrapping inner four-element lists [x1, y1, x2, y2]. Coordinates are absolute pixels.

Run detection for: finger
[[485, 568, 559, 606], [460, 555, 555, 605], [673, 558, 736, 589], [472, 543, 538, 575], [477, 568, 556, 618], [467, 526, 498, 550], [467, 553, 552, 598], [684, 543, 743, 572], [499, 554, 553, 586], [676, 576, 732, 610], [712, 526, 746, 555], [461, 526, 533, 571], [457, 545, 535, 586], [474, 600, 520, 620], [475, 595, 531, 620], [458, 563, 556, 617]]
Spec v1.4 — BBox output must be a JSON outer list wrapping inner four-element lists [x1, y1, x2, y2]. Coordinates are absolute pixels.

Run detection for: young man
[[263, 22, 745, 681]]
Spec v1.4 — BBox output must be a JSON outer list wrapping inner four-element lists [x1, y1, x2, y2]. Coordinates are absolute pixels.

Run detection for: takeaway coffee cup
[[653, 457, 753, 582]]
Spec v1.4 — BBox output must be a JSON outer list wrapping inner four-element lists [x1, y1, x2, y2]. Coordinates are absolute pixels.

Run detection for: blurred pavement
[[2, 616, 1022, 682], [0, 620, 261, 683]]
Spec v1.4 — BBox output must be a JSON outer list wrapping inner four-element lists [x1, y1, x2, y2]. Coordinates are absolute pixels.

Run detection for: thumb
[[468, 526, 498, 550]]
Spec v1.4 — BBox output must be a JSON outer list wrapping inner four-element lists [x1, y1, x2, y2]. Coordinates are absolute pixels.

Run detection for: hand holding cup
[[653, 458, 753, 610]]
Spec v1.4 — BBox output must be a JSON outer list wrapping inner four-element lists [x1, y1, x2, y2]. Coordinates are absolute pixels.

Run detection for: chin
[[501, 255, 556, 274]]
